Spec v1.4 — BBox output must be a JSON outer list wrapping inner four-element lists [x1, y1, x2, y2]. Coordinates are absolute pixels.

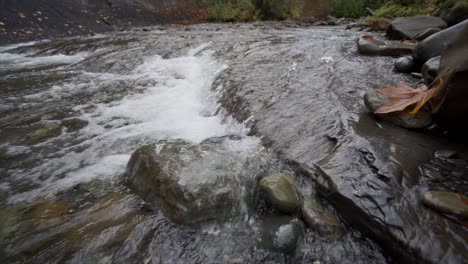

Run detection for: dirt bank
[[0, 0, 206, 45]]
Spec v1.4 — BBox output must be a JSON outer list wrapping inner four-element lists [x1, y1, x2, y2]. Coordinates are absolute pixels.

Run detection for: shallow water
[[0, 23, 389, 263]]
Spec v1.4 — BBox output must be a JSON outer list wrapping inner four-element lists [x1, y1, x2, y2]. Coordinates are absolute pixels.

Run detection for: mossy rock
[[127, 137, 255, 226], [259, 173, 300, 214], [26, 123, 62, 143]]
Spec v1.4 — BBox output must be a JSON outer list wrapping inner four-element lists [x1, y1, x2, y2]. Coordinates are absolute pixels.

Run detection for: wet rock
[[62, 118, 88, 132], [369, 17, 392, 31], [423, 191, 468, 218], [413, 27, 442, 41], [433, 21, 468, 137], [394, 56, 415, 73], [386, 16, 447, 40], [257, 215, 305, 254], [421, 56, 440, 85], [356, 35, 415, 57], [26, 122, 62, 143], [29, 199, 72, 225], [259, 174, 299, 214], [435, 0, 468, 26], [127, 137, 257, 226], [413, 19, 468, 64], [216, 24, 468, 263], [300, 196, 339, 234], [364, 89, 432, 129]]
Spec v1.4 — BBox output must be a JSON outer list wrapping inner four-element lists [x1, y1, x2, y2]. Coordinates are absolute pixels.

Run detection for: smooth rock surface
[[356, 35, 415, 57], [423, 191, 468, 218], [386, 16, 447, 40], [422, 56, 440, 85], [413, 27, 442, 41], [364, 89, 432, 129], [259, 174, 300, 213], [394, 56, 415, 73], [413, 19, 468, 64]]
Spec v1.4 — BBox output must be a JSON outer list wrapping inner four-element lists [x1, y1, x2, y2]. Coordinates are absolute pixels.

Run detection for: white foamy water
[[0, 52, 88, 70], [6, 42, 257, 202]]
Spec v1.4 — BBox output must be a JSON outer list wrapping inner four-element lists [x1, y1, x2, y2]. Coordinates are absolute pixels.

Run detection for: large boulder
[[356, 35, 415, 57], [413, 19, 468, 64], [433, 20, 468, 138], [126, 136, 261, 226], [386, 16, 447, 40]]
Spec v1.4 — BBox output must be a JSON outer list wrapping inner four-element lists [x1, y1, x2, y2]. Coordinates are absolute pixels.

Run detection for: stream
[[0, 22, 466, 263]]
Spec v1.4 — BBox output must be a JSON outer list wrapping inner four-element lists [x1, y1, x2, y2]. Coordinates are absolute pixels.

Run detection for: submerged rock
[[257, 215, 305, 254], [423, 191, 468, 218], [356, 35, 415, 57], [422, 56, 440, 85], [259, 174, 300, 214], [62, 118, 89, 132], [26, 123, 62, 143], [386, 16, 447, 40], [126, 137, 260, 226], [413, 19, 468, 64], [364, 89, 432, 129], [394, 56, 415, 73], [300, 196, 339, 234]]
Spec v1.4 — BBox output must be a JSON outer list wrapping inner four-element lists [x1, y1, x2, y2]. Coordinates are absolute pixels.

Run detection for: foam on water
[[7, 42, 257, 202], [0, 52, 88, 70]]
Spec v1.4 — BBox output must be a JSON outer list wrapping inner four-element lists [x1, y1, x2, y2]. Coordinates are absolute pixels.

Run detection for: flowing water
[[0, 23, 394, 263]]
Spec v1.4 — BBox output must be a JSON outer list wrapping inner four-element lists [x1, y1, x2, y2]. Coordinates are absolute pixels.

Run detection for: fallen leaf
[[375, 79, 444, 114]]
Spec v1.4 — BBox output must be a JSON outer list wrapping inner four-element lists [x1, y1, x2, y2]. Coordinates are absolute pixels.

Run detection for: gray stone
[[259, 174, 300, 214], [356, 35, 415, 57], [422, 56, 440, 85], [413, 19, 468, 64], [423, 191, 468, 218], [394, 56, 415, 73], [364, 89, 432, 129], [387, 16, 447, 40], [413, 28, 442, 41]]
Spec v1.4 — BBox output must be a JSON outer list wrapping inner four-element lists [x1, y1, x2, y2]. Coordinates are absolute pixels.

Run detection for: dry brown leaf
[[375, 79, 444, 114]]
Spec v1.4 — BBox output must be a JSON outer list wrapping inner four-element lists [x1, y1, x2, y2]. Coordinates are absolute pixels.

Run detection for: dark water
[[1, 22, 464, 263]]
